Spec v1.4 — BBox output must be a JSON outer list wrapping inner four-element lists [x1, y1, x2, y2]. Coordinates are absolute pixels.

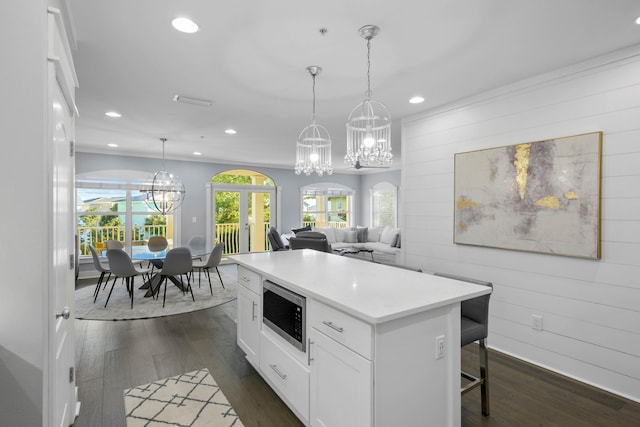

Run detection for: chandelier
[[345, 25, 392, 169], [145, 138, 185, 215], [295, 65, 333, 176]]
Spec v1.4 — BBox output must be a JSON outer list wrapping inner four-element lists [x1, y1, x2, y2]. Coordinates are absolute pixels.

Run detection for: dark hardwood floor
[[73, 265, 640, 426]]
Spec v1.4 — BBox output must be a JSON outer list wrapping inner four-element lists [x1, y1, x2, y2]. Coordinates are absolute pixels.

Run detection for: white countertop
[[230, 250, 491, 324]]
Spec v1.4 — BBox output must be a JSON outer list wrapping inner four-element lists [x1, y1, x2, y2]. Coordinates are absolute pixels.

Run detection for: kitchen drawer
[[260, 332, 309, 423], [237, 266, 261, 294], [308, 300, 373, 359]]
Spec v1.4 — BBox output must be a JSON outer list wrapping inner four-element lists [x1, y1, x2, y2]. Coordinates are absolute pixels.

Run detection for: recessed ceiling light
[[107, 143, 118, 148], [105, 111, 122, 118], [193, 151, 202, 156], [409, 96, 425, 104], [225, 129, 237, 135], [636, 16, 640, 25], [172, 17, 199, 33]]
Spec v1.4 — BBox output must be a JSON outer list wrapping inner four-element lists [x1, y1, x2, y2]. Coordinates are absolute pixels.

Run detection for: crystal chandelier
[[145, 138, 185, 214], [295, 66, 333, 176], [345, 25, 392, 169]]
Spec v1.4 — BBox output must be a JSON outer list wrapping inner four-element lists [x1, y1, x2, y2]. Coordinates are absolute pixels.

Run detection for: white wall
[[0, 1, 48, 424], [401, 45, 640, 402]]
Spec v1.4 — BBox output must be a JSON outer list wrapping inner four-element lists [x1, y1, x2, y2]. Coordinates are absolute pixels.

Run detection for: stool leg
[[479, 339, 490, 416]]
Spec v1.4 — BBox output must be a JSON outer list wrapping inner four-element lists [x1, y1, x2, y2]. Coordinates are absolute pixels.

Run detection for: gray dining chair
[[157, 247, 194, 308], [89, 244, 111, 303], [433, 272, 493, 416], [148, 235, 168, 252], [192, 242, 225, 295], [105, 239, 123, 250], [105, 249, 152, 309]]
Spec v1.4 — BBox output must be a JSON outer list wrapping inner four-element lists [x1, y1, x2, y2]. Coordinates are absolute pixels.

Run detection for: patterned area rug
[[124, 368, 244, 427], [75, 272, 237, 320]]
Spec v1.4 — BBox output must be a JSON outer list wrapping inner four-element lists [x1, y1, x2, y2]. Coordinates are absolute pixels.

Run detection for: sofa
[[312, 225, 402, 264]]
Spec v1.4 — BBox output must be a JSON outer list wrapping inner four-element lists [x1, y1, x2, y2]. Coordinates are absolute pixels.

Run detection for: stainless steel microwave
[[262, 280, 306, 352]]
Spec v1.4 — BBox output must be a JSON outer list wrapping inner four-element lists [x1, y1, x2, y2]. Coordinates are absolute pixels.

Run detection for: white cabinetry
[[260, 332, 310, 424], [309, 327, 372, 427], [236, 266, 261, 367]]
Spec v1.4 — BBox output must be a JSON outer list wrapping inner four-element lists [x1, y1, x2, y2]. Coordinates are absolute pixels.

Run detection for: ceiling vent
[[172, 94, 213, 107]]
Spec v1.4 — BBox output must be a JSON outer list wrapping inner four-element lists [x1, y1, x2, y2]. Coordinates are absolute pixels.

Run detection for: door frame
[[206, 183, 279, 253]]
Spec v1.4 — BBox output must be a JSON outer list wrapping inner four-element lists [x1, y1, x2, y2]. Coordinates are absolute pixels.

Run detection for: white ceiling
[[69, 0, 640, 173]]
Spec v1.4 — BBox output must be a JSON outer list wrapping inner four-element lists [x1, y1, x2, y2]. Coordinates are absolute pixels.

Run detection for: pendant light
[[145, 138, 185, 214], [295, 66, 333, 176], [345, 25, 392, 169]]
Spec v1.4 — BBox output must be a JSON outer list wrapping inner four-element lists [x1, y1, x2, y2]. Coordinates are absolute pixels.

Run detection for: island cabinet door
[[309, 328, 373, 427], [237, 284, 260, 366]]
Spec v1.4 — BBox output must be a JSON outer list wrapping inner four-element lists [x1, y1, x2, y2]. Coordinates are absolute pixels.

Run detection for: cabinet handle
[[269, 364, 287, 380], [241, 276, 250, 283], [322, 321, 344, 333], [251, 301, 257, 321], [308, 339, 314, 365]]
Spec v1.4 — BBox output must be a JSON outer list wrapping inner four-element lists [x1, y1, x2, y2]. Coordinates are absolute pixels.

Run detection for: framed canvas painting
[[454, 132, 602, 259]]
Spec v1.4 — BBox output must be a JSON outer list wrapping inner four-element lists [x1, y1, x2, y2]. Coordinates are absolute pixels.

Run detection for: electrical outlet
[[435, 335, 445, 359], [532, 314, 543, 331]]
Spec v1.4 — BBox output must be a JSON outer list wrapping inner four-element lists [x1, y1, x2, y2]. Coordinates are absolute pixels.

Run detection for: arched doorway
[[206, 169, 277, 254]]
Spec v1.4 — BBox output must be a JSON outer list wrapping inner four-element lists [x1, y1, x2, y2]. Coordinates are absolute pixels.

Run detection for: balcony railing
[[78, 221, 349, 256], [77, 223, 272, 256]]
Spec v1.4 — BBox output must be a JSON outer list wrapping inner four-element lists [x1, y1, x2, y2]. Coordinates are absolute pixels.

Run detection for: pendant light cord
[[160, 138, 167, 169], [366, 38, 372, 100], [312, 73, 317, 122]]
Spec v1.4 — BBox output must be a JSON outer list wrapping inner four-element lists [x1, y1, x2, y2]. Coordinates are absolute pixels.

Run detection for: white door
[[50, 70, 77, 427], [210, 186, 275, 254]]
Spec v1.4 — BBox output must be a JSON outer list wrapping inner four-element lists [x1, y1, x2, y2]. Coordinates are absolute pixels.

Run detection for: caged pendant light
[[145, 138, 186, 215], [295, 66, 333, 176], [345, 25, 392, 169]]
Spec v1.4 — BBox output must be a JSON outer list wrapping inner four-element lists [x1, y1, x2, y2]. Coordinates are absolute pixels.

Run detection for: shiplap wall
[[401, 45, 640, 402]]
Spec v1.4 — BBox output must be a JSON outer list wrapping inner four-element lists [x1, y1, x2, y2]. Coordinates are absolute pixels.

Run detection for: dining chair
[[88, 244, 111, 303], [105, 239, 123, 250], [148, 235, 168, 252], [157, 247, 194, 308], [433, 272, 493, 416], [105, 249, 152, 309], [192, 242, 225, 295]]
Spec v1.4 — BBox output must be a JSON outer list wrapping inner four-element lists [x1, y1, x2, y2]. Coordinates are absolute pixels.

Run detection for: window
[[370, 182, 397, 228], [76, 170, 179, 256], [301, 184, 353, 229]]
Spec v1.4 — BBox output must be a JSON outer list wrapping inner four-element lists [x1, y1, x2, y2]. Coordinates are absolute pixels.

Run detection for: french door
[[207, 184, 276, 254]]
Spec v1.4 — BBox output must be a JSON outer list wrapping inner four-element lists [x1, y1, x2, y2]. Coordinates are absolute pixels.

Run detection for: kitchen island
[[230, 249, 491, 427]]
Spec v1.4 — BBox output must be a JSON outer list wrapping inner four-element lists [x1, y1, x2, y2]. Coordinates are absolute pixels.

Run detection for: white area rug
[[124, 368, 244, 427], [75, 273, 237, 320]]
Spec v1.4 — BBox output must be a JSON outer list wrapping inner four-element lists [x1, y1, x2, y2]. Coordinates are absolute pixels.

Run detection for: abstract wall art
[[454, 132, 602, 259]]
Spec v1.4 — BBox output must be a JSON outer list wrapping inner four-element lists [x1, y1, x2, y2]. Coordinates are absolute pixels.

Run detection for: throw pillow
[[333, 227, 346, 243], [394, 232, 401, 248], [313, 227, 336, 244], [292, 225, 311, 234], [367, 226, 383, 242], [380, 226, 398, 245], [345, 230, 358, 243], [351, 226, 368, 243]]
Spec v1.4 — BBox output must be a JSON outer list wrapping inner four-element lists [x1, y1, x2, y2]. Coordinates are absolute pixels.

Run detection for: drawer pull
[[322, 321, 344, 333], [241, 276, 250, 283], [269, 364, 287, 380]]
